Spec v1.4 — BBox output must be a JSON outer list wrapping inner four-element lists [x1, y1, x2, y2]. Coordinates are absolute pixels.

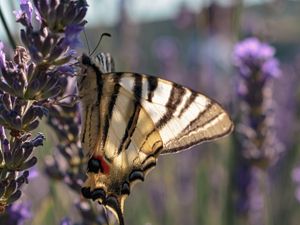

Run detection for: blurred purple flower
[[233, 37, 282, 224], [28, 167, 39, 180], [292, 167, 300, 183], [0, 202, 32, 225], [233, 37, 280, 79], [233, 37, 282, 163], [292, 166, 300, 202], [60, 217, 73, 225]]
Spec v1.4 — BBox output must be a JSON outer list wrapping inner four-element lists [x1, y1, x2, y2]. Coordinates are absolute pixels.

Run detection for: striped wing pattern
[[119, 73, 233, 154], [78, 54, 233, 225]]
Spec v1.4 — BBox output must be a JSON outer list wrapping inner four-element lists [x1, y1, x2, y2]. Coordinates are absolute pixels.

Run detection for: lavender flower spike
[[234, 37, 282, 165], [0, 0, 87, 213], [233, 37, 282, 225]]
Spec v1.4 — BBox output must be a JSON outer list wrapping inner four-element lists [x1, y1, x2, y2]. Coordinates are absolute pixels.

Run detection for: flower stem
[[0, 6, 16, 49]]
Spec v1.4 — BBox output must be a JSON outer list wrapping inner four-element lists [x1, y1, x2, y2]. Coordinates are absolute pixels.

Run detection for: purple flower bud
[[14, 0, 33, 27], [3, 139, 10, 153], [0, 126, 6, 140], [30, 133, 45, 147]]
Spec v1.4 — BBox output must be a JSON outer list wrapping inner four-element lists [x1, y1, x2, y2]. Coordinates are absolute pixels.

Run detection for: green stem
[[0, 6, 16, 49]]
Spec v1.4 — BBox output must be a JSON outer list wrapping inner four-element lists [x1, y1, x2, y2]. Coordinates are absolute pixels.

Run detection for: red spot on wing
[[95, 155, 110, 174]]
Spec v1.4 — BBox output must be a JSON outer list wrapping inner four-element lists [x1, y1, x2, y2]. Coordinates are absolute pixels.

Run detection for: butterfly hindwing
[[81, 86, 163, 225]]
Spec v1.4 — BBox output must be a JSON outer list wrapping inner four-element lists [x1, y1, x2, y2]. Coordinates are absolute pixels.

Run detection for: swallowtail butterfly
[[77, 52, 233, 225]]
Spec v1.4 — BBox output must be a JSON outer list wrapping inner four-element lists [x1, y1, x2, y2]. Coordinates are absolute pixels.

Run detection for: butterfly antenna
[[90, 32, 111, 56], [83, 29, 91, 55]]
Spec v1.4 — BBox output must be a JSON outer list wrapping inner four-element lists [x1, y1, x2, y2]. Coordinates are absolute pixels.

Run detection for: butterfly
[[77, 52, 233, 225]]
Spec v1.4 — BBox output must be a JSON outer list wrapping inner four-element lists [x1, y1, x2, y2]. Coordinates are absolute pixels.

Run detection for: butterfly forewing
[[78, 54, 233, 225], [118, 73, 233, 154]]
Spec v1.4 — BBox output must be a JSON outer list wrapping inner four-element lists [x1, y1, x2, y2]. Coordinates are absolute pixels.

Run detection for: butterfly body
[[78, 53, 233, 224]]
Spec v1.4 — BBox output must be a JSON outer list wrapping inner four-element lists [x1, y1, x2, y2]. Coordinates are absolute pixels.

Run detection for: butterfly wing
[[118, 72, 234, 154]]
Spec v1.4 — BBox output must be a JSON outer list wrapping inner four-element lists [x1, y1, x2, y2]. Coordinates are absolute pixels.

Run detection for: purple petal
[[13, 0, 33, 25], [20, 0, 33, 21], [233, 37, 280, 79], [34, 9, 42, 23], [62, 25, 84, 48], [0, 42, 6, 69], [13, 10, 24, 21], [262, 58, 281, 78]]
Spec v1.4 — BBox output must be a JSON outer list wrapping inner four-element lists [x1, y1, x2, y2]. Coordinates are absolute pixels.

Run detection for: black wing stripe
[[88, 105, 94, 149], [118, 74, 142, 154], [147, 76, 158, 102], [155, 84, 186, 129], [181, 102, 213, 134], [95, 69, 103, 106], [102, 75, 121, 149], [81, 105, 89, 143], [178, 92, 197, 118]]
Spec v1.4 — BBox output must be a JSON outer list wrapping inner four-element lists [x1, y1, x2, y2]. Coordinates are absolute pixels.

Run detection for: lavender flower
[[0, 0, 87, 213], [233, 37, 282, 165], [233, 37, 282, 225]]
